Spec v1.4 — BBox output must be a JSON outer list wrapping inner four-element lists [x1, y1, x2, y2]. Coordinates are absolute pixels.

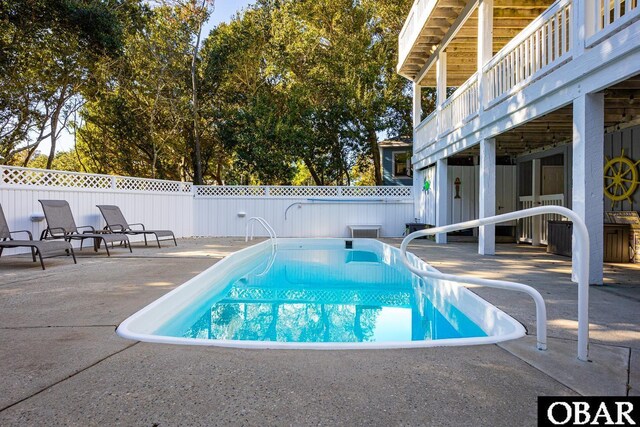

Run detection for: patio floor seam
[[0, 324, 117, 330], [596, 287, 640, 303], [0, 273, 64, 288], [495, 343, 584, 395], [627, 349, 633, 396], [0, 341, 139, 414]]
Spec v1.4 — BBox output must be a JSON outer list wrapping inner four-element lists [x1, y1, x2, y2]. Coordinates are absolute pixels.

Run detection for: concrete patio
[[0, 237, 638, 426]]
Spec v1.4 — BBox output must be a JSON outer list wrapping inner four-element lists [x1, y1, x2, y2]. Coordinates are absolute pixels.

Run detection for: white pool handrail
[[245, 217, 277, 245], [400, 206, 590, 361], [245, 217, 278, 277]]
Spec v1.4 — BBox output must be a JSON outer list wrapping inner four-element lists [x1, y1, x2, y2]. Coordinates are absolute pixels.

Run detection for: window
[[393, 151, 411, 177]]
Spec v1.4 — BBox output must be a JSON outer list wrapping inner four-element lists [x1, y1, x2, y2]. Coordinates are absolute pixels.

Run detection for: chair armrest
[[106, 224, 126, 232], [129, 223, 146, 231], [9, 230, 33, 240], [77, 225, 96, 233], [46, 227, 69, 238]]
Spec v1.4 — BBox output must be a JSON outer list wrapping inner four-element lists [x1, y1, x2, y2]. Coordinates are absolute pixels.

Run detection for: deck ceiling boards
[[398, 0, 555, 86], [449, 75, 640, 157]]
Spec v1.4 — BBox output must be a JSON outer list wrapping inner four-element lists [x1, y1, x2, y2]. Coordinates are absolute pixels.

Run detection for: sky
[[43, 0, 255, 156]]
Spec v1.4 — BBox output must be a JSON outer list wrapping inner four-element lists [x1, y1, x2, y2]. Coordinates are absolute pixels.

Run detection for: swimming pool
[[117, 239, 525, 348]]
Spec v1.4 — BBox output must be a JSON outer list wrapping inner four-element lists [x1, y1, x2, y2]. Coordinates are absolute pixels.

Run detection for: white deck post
[[479, 138, 496, 255], [413, 82, 422, 219], [532, 158, 541, 246], [573, 92, 604, 285], [413, 82, 422, 129], [477, 0, 494, 110], [414, 168, 425, 222], [572, 0, 595, 56], [436, 52, 447, 135], [435, 158, 448, 244]]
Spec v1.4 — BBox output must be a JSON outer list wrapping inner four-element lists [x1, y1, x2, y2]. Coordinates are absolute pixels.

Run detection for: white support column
[[477, 0, 494, 109], [413, 82, 422, 129], [435, 50, 448, 244], [414, 168, 425, 222], [531, 158, 541, 246], [436, 52, 447, 135], [573, 92, 604, 285], [435, 158, 448, 244], [479, 138, 496, 255], [413, 81, 422, 220]]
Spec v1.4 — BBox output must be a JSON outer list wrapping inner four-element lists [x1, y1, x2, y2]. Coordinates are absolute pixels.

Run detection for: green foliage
[[78, 2, 202, 180], [0, 0, 144, 166], [26, 151, 86, 172], [2, 0, 414, 185], [199, 0, 413, 185]]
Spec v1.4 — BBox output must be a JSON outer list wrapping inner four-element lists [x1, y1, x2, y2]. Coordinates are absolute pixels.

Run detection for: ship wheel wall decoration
[[604, 149, 640, 209]]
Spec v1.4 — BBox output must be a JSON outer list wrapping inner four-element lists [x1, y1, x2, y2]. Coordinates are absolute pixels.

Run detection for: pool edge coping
[[116, 238, 527, 349]]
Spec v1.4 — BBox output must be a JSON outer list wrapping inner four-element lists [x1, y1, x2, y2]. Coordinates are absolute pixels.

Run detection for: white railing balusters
[[518, 194, 564, 244], [414, 111, 438, 152], [588, 0, 639, 46], [483, 0, 573, 106], [439, 72, 479, 136]]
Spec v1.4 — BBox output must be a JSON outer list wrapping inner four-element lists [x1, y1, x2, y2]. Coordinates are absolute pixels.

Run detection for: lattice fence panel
[[1, 166, 192, 193], [341, 186, 412, 198], [115, 177, 190, 193], [195, 186, 267, 197], [195, 185, 412, 198], [268, 186, 339, 197], [1, 167, 112, 189]]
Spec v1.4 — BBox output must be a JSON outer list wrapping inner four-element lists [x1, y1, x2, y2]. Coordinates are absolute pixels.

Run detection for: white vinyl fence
[[0, 166, 194, 255], [0, 166, 415, 255], [193, 185, 414, 238]]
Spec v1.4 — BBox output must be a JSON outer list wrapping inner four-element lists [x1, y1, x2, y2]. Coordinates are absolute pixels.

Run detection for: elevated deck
[[400, 0, 640, 166]]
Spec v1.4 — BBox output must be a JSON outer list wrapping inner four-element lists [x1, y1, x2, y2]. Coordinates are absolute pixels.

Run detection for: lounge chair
[[39, 200, 131, 256], [0, 204, 76, 269], [96, 205, 177, 248]]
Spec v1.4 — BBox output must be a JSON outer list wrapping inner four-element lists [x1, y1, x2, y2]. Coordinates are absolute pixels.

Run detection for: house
[[397, 0, 640, 284], [379, 138, 413, 186]]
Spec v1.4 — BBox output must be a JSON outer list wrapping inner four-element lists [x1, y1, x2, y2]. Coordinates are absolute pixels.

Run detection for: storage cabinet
[[547, 221, 631, 262], [547, 221, 572, 257]]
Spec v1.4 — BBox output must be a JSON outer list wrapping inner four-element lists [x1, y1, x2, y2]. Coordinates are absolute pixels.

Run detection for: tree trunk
[[151, 150, 158, 179], [303, 157, 322, 185], [368, 129, 382, 185], [343, 160, 351, 186], [73, 112, 88, 172], [46, 111, 60, 169], [46, 89, 67, 169], [191, 0, 208, 185]]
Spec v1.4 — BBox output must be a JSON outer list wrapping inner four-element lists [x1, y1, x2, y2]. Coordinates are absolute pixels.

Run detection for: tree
[[79, 2, 201, 180], [200, 4, 298, 184], [3, 0, 414, 186], [188, 0, 215, 185], [0, 0, 134, 166]]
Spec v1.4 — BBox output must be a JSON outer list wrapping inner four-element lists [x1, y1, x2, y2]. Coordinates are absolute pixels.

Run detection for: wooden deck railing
[[439, 73, 479, 136], [483, 0, 573, 105], [414, 110, 438, 152], [588, 0, 640, 46]]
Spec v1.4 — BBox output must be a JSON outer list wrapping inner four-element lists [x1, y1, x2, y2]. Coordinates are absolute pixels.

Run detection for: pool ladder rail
[[245, 217, 278, 277], [400, 206, 590, 362]]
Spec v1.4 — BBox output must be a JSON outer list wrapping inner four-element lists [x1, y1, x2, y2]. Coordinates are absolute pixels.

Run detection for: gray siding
[[382, 147, 413, 186], [604, 124, 640, 212]]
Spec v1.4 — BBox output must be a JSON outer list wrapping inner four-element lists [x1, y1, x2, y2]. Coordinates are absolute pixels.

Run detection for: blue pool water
[[155, 247, 487, 344]]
